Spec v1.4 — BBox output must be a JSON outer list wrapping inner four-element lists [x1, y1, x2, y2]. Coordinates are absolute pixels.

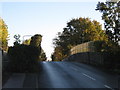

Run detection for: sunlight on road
[[41, 62, 71, 88], [42, 61, 46, 63]]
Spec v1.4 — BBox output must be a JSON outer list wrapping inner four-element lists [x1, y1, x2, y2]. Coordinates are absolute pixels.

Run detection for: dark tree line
[[23, 34, 47, 61], [6, 34, 46, 72]]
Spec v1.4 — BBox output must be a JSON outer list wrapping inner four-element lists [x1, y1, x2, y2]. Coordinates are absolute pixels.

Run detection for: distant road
[[3, 61, 120, 89]]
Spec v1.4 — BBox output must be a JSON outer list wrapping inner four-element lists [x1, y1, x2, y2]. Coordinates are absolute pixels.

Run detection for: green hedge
[[7, 44, 41, 73]]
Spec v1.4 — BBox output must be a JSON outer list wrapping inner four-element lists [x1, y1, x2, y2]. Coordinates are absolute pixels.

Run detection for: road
[[3, 61, 120, 89]]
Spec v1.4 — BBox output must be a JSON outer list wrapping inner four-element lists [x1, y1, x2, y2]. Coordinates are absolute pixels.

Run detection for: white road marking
[[104, 85, 114, 90], [82, 73, 96, 81]]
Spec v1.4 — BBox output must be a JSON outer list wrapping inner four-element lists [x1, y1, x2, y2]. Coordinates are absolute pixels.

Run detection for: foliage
[[83, 20, 108, 42], [51, 54, 55, 61], [51, 46, 66, 61], [96, 1, 120, 44], [30, 34, 42, 47], [30, 34, 45, 60], [53, 17, 108, 61], [0, 18, 9, 51], [40, 52, 47, 61], [7, 44, 40, 72], [94, 41, 108, 52], [5, 34, 46, 72], [13, 34, 21, 46], [23, 38, 31, 45], [94, 40, 120, 53], [39, 48, 47, 61]]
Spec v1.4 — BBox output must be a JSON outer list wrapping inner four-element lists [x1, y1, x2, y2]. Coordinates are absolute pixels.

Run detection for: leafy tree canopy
[[96, 1, 120, 44], [30, 34, 42, 48], [53, 17, 108, 61], [0, 17, 9, 51]]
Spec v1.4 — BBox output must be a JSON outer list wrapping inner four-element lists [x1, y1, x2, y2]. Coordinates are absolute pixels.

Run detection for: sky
[[0, 1, 105, 60]]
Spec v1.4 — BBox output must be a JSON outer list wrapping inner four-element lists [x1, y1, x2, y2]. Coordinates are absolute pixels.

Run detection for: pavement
[[2, 61, 120, 89], [0, 50, 2, 90]]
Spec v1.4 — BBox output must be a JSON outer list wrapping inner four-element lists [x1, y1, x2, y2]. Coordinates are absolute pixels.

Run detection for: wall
[[65, 52, 120, 69], [70, 41, 95, 55]]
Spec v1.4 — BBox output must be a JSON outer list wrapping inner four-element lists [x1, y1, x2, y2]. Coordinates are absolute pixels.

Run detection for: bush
[[7, 44, 41, 73]]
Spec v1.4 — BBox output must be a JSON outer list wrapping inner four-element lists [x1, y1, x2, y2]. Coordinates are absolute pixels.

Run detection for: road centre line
[[104, 85, 114, 90], [82, 73, 96, 81]]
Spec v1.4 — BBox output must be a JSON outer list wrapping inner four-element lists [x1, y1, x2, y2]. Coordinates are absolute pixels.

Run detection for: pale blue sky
[[1, 2, 104, 60]]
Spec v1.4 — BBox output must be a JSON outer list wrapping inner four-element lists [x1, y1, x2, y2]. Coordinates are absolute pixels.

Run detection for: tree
[[40, 52, 47, 61], [30, 34, 42, 48], [51, 46, 65, 61], [38, 48, 47, 61], [13, 34, 21, 46], [0, 18, 9, 51], [53, 17, 108, 60], [23, 38, 31, 45], [83, 20, 108, 42], [51, 54, 55, 61], [96, 1, 120, 44], [30, 34, 43, 60]]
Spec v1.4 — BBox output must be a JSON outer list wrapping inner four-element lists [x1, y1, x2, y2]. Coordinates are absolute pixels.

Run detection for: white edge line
[[82, 73, 96, 81], [104, 85, 114, 90]]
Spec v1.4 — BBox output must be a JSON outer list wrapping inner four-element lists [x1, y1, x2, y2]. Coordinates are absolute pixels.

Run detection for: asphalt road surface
[[3, 61, 120, 89]]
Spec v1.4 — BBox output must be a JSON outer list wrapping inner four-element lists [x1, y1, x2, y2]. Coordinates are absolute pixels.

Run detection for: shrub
[[7, 44, 41, 73]]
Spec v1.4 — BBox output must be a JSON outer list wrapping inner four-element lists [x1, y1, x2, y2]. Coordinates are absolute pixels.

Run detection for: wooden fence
[[64, 52, 120, 69]]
